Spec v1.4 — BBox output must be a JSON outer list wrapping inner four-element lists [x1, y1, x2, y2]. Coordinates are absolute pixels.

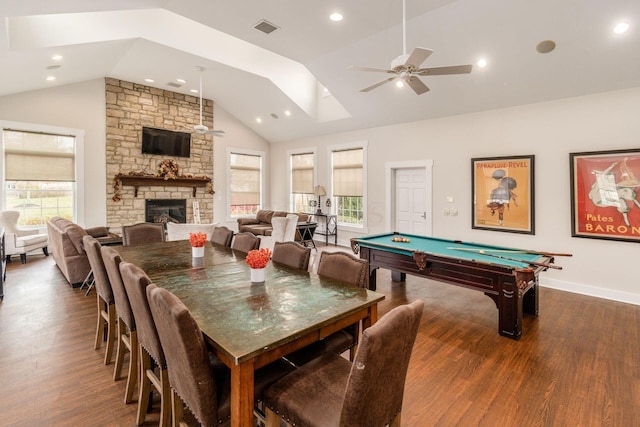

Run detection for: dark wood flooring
[[1, 248, 639, 426]]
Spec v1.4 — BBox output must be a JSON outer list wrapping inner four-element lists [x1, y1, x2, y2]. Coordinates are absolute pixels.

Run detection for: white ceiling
[[1, 0, 639, 143]]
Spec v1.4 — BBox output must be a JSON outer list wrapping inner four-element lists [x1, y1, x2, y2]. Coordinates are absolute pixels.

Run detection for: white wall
[[270, 87, 640, 305]]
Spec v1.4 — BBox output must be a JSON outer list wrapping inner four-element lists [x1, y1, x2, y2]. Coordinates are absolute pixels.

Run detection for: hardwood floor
[[1, 249, 639, 426]]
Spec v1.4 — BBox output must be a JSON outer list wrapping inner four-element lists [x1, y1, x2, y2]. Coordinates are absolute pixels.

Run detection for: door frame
[[385, 160, 433, 236]]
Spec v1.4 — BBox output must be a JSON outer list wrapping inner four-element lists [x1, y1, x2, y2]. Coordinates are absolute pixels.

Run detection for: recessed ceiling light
[[190, 89, 198, 93], [145, 78, 155, 83], [177, 78, 187, 84], [284, 110, 291, 116], [51, 55, 63, 61], [46, 76, 56, 81], [477, 58, 488, 68], [330, 12, 343, 22], [613, 22, 630, 34], [256, 118, 262, 123]]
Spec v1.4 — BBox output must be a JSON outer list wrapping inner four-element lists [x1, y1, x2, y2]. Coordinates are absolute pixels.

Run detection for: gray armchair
[[0, 211, 48, 264]]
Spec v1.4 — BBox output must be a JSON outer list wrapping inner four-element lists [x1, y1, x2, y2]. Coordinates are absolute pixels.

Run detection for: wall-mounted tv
[[141, 127, 191, 158]]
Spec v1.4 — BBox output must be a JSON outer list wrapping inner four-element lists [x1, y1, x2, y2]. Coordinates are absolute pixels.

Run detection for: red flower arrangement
[[245, 248, 272, 269], [189, 232, 208, 248]]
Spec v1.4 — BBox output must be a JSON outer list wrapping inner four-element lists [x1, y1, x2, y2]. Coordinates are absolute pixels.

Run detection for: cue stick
[[446, 247, 572, 257], [449, 248, 563, 270]]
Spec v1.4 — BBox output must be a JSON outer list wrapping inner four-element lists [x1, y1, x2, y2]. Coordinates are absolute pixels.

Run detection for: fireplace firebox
[[145, 199, 187, 225]]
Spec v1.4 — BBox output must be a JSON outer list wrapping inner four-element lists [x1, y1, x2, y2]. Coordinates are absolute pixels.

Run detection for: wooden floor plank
[[1, 250, 639, 426]]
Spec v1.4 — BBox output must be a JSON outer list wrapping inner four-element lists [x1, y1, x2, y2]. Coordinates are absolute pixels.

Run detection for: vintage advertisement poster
[[570, 149, 640, 242], [472, 155, 534, 234]]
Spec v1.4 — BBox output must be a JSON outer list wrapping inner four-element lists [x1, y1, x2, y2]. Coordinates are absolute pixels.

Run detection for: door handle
[[421, 211, 427, 219]]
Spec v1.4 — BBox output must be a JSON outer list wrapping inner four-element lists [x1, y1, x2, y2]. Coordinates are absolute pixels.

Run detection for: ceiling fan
[[348, 0, 472, 95], [192, 66, 226, 137]]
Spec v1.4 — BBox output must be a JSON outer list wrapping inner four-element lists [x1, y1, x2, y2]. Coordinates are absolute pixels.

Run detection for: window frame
[[226, 147, 266, 220], [328, 141, 368, 233], [0, 120, 85, 227], [287, 147, 317, 213]]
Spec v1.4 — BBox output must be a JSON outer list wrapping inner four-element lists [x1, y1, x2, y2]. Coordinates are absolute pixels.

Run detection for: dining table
[[116, 240, 385, 427]]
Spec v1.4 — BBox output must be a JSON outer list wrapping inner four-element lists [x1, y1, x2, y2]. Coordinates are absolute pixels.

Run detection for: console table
[[304, 212, 338, 245]]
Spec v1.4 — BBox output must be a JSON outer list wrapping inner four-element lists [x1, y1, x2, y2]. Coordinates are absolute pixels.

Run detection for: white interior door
[[395, 167, 429, 234]]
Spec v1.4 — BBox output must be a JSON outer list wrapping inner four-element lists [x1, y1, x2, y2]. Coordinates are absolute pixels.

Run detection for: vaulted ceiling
[[1, 0, 639, 143]]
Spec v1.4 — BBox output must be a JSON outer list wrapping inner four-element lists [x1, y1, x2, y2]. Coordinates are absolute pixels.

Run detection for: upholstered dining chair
[[0, 210, 49, 264], [121, 222, 165, 246], [82, 235, 116, 365], [146, 284, 296, 427], [101, 246, 138, 404], [271, 241, 311, 271], [210, 226, 234, 247], [284, 251, 368, 367], [264, 300, 424, 427], [165, 222, 216, 242], [231, 231, 261, 253], [119, 262, 171, 427]]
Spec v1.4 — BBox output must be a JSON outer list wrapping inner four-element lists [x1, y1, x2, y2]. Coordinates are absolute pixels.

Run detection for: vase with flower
[[245, 248, 272, 283], [189, 232, 207, 258]]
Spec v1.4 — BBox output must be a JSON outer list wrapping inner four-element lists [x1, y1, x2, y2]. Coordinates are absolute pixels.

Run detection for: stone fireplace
[[145, 199, 187, 225], [105, 78, 214, 228]]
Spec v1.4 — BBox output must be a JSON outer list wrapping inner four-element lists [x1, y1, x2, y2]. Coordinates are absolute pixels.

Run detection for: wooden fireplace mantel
[[115, 174, 210, 197]]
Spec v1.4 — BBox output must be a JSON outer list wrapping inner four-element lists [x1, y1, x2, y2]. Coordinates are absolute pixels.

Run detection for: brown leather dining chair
[[271, 241, 311, 271], [284, 251, 368, 367], [101, 246, 138, 404], [82, 235, 116, 365], [264, 300, 424, 427], [146, 284, 295, 427], [119, 262, 171, 427], [121, 222, 165, 246], [231, 231, 261, 253], [210, 226, 234, 247]]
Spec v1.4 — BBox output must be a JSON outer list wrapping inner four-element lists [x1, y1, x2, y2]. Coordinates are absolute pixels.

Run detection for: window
[[2, 128, 78, 226], [229, 150, 263, 217], [290, 151, 315, 213], [331, 145, 366, 227]]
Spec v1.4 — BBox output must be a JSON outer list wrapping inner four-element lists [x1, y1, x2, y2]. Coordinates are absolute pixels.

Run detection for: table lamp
[[313, 185, 326, 214]]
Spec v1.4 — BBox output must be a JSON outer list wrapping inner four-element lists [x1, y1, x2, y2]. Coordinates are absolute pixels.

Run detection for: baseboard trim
[[541, 277, 640, 306]]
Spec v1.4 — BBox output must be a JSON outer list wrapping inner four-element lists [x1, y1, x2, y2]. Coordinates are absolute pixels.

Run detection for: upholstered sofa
[[237, 210, 310, 236], [47, 217, 115, 287]]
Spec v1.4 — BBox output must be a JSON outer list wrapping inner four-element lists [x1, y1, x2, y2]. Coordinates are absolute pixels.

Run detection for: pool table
[[350, 232, 558, 339]]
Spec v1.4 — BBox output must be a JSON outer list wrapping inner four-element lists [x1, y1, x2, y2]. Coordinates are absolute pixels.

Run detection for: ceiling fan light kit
[[349, 0, 472, 95]]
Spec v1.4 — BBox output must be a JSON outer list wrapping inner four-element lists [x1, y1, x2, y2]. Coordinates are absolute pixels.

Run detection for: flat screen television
[[141, 127, 191, 158]]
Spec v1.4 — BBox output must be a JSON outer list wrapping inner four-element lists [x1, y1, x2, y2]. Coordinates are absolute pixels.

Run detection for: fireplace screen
[[145, 199, 187, 225]]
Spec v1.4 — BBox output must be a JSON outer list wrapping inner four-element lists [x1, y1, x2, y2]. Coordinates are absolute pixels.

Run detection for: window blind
[[291, 152, 314, 194], [230, 152, 261, 205], [332, 148, 363, 197], [3, 130, 75, 181]]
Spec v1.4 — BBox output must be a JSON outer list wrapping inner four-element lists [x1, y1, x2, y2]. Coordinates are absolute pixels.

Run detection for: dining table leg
[[230, 359, 255, 427]]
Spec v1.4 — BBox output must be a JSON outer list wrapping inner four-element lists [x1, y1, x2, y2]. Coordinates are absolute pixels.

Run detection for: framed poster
[[570, 149, 640, 242], [472, 155, 535, 234]]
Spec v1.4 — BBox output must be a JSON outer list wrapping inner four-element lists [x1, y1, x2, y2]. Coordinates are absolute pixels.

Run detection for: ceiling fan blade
[[416, 64, 473, 76], [348, 65, 394, 74], [209, 130, 226, 137], [405, 77, 430, 95], [360, 76, 397, 92], [405, 47, 434, 68]]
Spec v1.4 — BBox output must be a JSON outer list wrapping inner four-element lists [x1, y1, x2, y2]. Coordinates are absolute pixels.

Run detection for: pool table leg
[[391, 271, 406, 282], [497, 279, 524, 339]]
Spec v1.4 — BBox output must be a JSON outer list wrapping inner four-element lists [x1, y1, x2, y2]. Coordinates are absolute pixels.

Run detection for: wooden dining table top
[[115, 239, 385, 365]]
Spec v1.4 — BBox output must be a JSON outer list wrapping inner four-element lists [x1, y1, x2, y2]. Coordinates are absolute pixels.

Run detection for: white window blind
[[3, 130, 75, 181], [291, 152, 314, 194], [332, 148, 363, 197], [230, 152, 261, 206]]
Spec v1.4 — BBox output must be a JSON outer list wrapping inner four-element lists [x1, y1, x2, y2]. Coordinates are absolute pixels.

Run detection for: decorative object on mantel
[[111, 160, 214, 201], [189, 232, 207, 258], [245, 248, 272, 283]]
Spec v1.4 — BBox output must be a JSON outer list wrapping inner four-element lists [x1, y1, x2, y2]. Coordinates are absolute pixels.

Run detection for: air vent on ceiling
[[254, 20, 279, 35], [167, 82, 182, 88]]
